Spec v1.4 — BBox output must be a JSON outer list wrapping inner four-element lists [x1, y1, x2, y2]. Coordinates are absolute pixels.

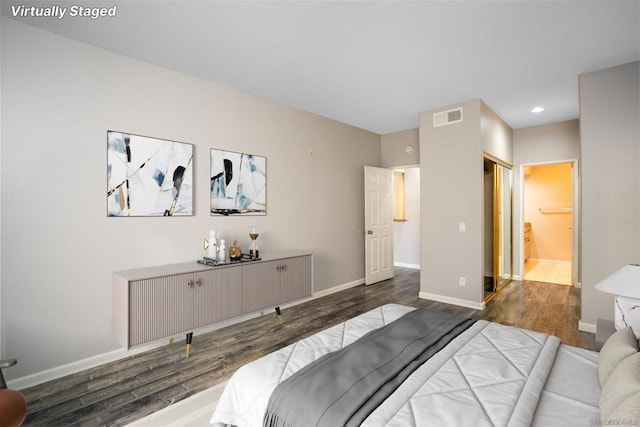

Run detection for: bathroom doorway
[[522, 161, 576, 286]]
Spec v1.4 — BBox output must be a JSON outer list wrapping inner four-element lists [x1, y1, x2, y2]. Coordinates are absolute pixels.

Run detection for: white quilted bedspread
[[210, 304, 562, 427], [363, 321, 559, 427]]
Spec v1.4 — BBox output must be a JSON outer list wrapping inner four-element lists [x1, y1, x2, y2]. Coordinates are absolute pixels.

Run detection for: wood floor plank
[[20, 268, 595, 426]]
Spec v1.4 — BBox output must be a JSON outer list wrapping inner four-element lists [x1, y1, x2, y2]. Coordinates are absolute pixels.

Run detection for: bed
[[210, 304, 638, 427]]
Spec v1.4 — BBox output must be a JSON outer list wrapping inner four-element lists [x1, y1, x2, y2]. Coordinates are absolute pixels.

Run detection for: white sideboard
[[113, 252, 312, 349]]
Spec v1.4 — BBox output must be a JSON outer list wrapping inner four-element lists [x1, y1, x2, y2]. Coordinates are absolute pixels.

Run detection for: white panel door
[[364, 166, 394, 285]]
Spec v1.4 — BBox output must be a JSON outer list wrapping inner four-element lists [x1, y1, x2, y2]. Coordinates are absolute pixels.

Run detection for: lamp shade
[[594, 264, 640, 298]]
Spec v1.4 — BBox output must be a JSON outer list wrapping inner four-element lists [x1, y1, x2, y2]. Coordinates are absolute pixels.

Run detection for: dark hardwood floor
[[20, 268, 595, 426]]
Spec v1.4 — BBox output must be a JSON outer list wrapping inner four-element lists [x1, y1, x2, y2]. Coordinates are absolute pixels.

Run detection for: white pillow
[[599, 326, 638, 387], [599, 352, 640, 420], [609, 392, 640, 422]]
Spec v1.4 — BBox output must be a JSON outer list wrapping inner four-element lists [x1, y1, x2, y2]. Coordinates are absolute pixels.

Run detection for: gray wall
[[420, 99, 483, 306], [579, 61, 640, 327], [381, 128, 420, 167], [481, 101, 513, 165], [1, 18, 381, 380], [419, 100, 512, 308], [513, 120, 581, 278]]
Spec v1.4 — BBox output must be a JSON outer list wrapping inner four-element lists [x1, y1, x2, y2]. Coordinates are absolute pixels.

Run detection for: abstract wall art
[[107, 131, 194, 216], [210, 149, 266, 215]]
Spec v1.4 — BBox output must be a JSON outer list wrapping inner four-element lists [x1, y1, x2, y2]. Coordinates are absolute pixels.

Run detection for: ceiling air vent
[[433, 107, 463, 127]]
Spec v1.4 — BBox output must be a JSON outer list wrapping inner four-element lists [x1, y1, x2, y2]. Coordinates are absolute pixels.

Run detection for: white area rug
[[126, 381, 227, 427]]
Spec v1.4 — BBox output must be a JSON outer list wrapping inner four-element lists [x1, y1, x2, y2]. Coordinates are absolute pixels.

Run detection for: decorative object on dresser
[[112, 252, 312, 349], [248, 226, 260, 258], [229, 240, 242, 260], [218, 239, 227, 262], [595, 263, 640, 338], [210, 148, 266, 216], [204, 230, 218, 260], [107, 131, 194, 217]]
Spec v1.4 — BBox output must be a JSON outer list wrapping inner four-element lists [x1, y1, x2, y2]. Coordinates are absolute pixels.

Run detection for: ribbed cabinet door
[[280, 256, 312, 303], [194, 268, 242, 327], [241, 261, 280, 313], [129, 273, 193, 346]]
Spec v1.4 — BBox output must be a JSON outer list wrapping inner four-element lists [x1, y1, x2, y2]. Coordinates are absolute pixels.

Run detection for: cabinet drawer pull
[[188, 280, 194, 288], [276, 265, 281, 271], [196, 278, 202, 287], [281, 264, 287, 271]]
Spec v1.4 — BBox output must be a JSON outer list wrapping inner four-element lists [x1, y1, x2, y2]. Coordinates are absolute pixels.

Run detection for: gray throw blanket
[[263, 308, 475, 427]]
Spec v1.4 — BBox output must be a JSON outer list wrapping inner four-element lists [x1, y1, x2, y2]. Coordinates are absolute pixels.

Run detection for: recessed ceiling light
[[531, 106, 545, 113]]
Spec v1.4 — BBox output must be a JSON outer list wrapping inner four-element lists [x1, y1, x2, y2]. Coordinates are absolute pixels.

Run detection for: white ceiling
[[3, 0, 639, 134]]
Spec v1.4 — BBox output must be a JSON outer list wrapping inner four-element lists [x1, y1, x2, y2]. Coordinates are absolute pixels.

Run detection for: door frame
[[518, 158, 579, 286]]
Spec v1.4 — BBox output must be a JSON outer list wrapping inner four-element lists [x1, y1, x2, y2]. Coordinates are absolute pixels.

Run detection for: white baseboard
[[512, 274, 522, 280], [578, 320, 597, 334], [9, 277, 365, 390], [9, 347, 135, 391], [394, 262, 420, 270], [312, 278, 364, 299], [9, 311, 264, 390], [419, 292, 485, 311]]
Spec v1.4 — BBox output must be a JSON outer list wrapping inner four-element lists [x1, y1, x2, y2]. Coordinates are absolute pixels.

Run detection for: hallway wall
[[420, 100, 512, 309], [513, 119, 580, 279], [580, 61, 639, 328]]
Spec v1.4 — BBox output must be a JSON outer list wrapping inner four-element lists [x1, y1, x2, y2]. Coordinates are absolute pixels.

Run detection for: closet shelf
[[538, 206, 571, 214]]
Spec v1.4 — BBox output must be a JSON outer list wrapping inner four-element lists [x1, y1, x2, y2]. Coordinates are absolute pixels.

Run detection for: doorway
[[392, 166, 420, 270], [522, 161, 575, 286], [364, 165, 420, 285], [484, 157, 513, 300]]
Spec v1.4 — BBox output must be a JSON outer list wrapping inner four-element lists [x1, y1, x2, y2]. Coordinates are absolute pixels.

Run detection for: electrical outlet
[[459, 277, 466, 287], [459, 222, 466, 232], [308, 148, 314, 158]]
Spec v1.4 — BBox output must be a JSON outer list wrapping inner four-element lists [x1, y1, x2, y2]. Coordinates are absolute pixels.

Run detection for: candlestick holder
[[248, 226, 259, 258]]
